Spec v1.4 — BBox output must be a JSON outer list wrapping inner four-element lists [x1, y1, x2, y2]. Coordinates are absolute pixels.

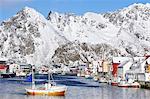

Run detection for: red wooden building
[[112, 57, 129, 77], [0, 60, 7, 74]]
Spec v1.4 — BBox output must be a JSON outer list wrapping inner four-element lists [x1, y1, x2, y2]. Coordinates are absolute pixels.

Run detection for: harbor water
[[0, 75, 150, 99]]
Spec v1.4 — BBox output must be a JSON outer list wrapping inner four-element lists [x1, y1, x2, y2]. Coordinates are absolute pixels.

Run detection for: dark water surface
[[0, 75, 150, 99]]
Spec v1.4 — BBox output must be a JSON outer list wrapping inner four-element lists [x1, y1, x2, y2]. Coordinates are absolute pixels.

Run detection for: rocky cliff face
[[0, 3, 150, 66], [52, 41, 119, 65]]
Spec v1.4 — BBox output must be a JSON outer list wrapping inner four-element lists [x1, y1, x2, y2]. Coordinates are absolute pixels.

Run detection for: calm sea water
[[0, 75, 150, 99]]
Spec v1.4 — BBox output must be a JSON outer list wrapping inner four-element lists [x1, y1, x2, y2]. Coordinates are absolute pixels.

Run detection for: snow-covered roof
[[113, 57, 130, 63], [118, 60, 129, 68], [146, 57, 150, 64], [126, 68, 143, 74], [0, 58, 8, 62]]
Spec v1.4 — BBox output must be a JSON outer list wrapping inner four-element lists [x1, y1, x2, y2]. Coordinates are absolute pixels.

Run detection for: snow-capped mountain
[[47, 11, 118, 44], [0, 3, 150, 66], [0, 7, 68, 65], [103, 3, 150, 56], [48, 3, 150, 57]]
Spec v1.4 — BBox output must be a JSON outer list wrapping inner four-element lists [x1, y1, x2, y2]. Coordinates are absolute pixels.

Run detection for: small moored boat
[[111, 82, 118, 86], [129, 82, 140, 88], [25, 84, 67, 96], [118, 80, 140, 88], [25, 66, 67, 96]]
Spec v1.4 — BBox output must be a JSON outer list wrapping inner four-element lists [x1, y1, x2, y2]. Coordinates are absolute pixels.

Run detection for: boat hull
[[118, 84, 130, 88], [111, 82, 118, 86], [118, 83, 140, 88], [26, 86, 67, 96], [118, 84, 140, 88], [131, 85, 140, 88], [26, 90, 65, 96]]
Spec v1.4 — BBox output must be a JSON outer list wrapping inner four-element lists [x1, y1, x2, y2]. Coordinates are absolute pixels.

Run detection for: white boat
[[118, 80, 140, 88], [25, 84, 67, 96], [118, 80, 129, 88], [85, 74, 90, 78], [129, 82, 140, 88], [99, 77, 107, 83], [25, 66, 67, 96], [111, 77, 118, 86]]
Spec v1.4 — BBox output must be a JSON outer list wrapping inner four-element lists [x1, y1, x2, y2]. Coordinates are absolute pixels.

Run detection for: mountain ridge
[[0, 3, 150, 66]]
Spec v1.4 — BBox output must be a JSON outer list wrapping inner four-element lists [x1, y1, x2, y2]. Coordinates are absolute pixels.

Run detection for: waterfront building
[[92, 60, 99, 75], [0, 59, 8, 74], [9, 63, 20, 73], [0, 64, 7, 74], [145, 57, 150, 73], [102, 60, 109, 73], [61, 64, 70, 75], [38, 65, 49, 74], [126, 57, 150, 82], [112, 57, 130, 78], [15, 64, 32, 76], [117, 60, 133, 81]]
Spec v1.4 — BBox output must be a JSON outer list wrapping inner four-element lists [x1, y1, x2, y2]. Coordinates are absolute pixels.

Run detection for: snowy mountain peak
[[123, 3, 150, 16], [128, 3, 150, 9], [103, 3, 150, 27], [20, 6, 47, 23], [0, 6, 68, 65], [83, 12, 107, 23], [23, 6, 37, 13], [22, 6, 43, 17]]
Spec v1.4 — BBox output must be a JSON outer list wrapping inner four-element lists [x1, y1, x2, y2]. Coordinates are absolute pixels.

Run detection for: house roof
[[0, 58, 8, 61], [146, 57, 150, 64], [126, 68, 143, 74], [118, 60, 129, 68], [113, 57, 130, 63]]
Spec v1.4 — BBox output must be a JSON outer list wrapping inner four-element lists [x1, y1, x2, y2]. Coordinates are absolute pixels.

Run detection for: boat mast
[[32, 65, 35, 89], [48, 66, 51, 85], [49, 63, 56, 86]]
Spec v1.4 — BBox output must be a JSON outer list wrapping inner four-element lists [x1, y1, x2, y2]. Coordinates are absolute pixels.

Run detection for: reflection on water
[[24, 96, 65, 99], [0, 76, 150, 99]]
